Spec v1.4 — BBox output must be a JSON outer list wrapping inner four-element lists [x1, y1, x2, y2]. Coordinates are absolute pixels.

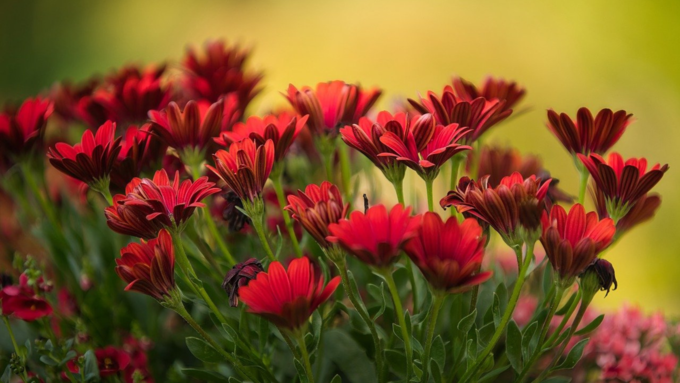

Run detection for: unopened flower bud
[[222, 258, 263, 307], [582, 259, 617, 297]]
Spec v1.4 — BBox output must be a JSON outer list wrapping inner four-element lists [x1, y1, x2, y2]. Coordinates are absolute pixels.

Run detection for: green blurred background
[[1, 0, 678, 314]]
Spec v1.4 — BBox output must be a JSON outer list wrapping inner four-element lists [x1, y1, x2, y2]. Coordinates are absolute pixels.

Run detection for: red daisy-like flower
[[222, 258, 263, 307], [238, 257, 340, 330], [379, 121, 471, 180], [182, 40, 263, 110], [47, 120, 122, 187], [0, 97, 53, 162], [208, 139, 275, 202], [592, 183, 661, 238], [327, 204, 421, 268], [408, 85, 512, 143], [110, 124, 161, 190], [116, 229, 175, 301], [49, 78, 100, 123], [541, 204, 615, 282], [441, 172, 552, 246], [451, 76, 526, 114], [105, 169, 220, 239], [285, 81, 381, 135], [67, 346, 132, 378], [547, 108, 633, 156], [216, 112, 308, 162], [405, 213, 492, 293], [578, 152, 668, 221], [285, 181, 349, 248], [0, 277, 53, 321]]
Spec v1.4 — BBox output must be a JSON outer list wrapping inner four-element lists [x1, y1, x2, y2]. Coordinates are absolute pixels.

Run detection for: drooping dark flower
[[222, 258, 263, 307], [404, 213, 492, 293], [581, 259, 617, 297], [116, 229, 175, 301], [541, 204, 615, 283], [547, 107, 632, 156], [0, 97, 53, 164], [219, 191, 251, 232], [327, 204, 421, 268], [285, 81, 381, 136], [208, 139, 275, 202], [451, 76, 526, 114], [238, 257, 340, 330]]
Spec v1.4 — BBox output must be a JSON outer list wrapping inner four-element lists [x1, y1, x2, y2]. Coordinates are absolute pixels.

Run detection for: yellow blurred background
[[1, 0, 678, 314]]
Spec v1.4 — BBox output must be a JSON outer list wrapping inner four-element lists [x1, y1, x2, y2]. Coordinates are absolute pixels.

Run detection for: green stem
[[379, 268, 413, 380], [421, 293, 446, 383], [244, 197, 276, 261], [578, 164, 589, 205], [96, 186, 114, 206], [202, 206, 236, 266], [392, 178, 405, 206], [468, 265, 483, 314], [425, 178, 434, 212], [544, 290, 581, 348], [469, 139, 482, 180], [405, 258, 419, 316], [20, 161, 60, 228], [338, 143, 353, 200], [449, 155, 463, 216], [252, 217, 276, 261], [462, 242, 534, 383], [296, 332, 316, 383], [2, 316, 29, 381], [272, 173, 303, 257]]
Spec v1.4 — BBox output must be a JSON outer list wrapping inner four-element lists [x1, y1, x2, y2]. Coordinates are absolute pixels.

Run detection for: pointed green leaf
[[186, 337, 223, 363], [385, 349, 407, 377], [431, 335, 446, 370], [330, 374, 342, 383], [521, 321, 538, 360], [506, 320, 523, 372], [555, 338, 589, 370], [83, 349, 100, 381], [574, 314, 604, 336], [431, 359, 444, 383], [555, 292, 578, 316], [182, 368, 230, 382], [295, 359, 309, 383], [1, 366, 11, 383], [457, 309, 477, 334]]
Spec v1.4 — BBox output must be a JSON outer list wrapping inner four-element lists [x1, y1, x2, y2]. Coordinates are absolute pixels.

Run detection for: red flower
[[285, 181, 349, 248], [404, 213, 492, 293], [47, 121, 122, 187], [110, 124, 161, 190], [547, 108, 632, 155], [379, 121, 471, 180], [451, 76, 526, 114], [441, 172, 552, 246], [182, 40, 263, 110], [68, 347, 132, 378], [208, 139, 275, 202], [0, 97, 53, 162], [0, 277, 53, 321], [238, 257, 340, 330], [105, 169, 220, 238], [222, 258, 264, 307], [49, 78, 100, 123], [285, 81, 381, 135], [541, 204, 615, 281], [578, 152, 668, 220], [149, 99, 225, 155], [116, 229, 175, 301], [408, 86, 511, 143], [327, 204, 421, 268], [339, 111, 435, 175], [216, 112, 308, 162]]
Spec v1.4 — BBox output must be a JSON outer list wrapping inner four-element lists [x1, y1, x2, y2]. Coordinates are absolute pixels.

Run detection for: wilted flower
[[0, 97, 53, 164], [222, 258, 263, 307], [404, 213, 492, 293], [327, 204, 421, 268], [208, 139, 275, 202], [581, 258, 617, 297], [105, 170, 220, 238], [451, 76, 526, 114], [285, 181, 349, 248], [238, 257, 340, 330], [218, 191, 251, 232], [116, 229, 175, 301], [547, 107, 632, 156]]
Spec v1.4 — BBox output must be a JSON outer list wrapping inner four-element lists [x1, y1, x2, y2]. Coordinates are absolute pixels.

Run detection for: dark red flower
[[149, 99, 225, 155], [68, 347, 132, 378], [57, 288, 79, 317], [182, 40, 263, 111], [123, 336, 153, 383], [208, 139, 275, 202], [0, 97, 53, 162], [216, 191, 251, 232], [222, 258, 263, 307], [441, 172, 552, 246], [582, 259, 617, 297], [49, 78, 100, 123], [238, 257, 340, 330], [0, 278, 53, 321], [379, 121, 471, 180], [47, 121, 122, 187], [408, 86, 511, 143], [285, 181, 349, 248], [405, 213, 491, 293], [105, 169, 220, 238], [110, 124, 161, 190], [541, 204, 615, 282], [285, 81, 381, 135], [547, 108, 632, 156], [116, 229, 175, 301], [327, 204, 421, 268], [451, 76, 526, 114], [216, 112, 308, 162], [578, 152, 668, 221]]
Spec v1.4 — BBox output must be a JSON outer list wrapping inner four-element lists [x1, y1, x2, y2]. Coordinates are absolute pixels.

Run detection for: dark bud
[[222, 258, 263, 307], [518, 198, 543, 232], [363, 194, 369, 214], [583, 259, 618, 297], [222, 191, 250, 232], [0, 273, 13, 288]]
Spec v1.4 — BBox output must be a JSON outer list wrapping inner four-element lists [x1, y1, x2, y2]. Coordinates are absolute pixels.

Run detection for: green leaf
[[555, 292, 578, 315], [555, 338, 589, 370], [186, 337, 223, 363], [457, 309, 477, 334], [431, 359, 443, 383], [431, 335, 446, 370], [392, 323, 403, 341], [330, 374, 342, 383], [369, 282, 387, 321], [574, 314, 604, 336], [495, 282, 508, 313], [404, 311, 413, 338], [228, 378, 243, 383], [542, 265, 554, 295], [478, 322, 495, 348], [44, 339, 54, 352], [542, 377, 571, 383], [1, 366, 11, 383], [347, 271, 367, 313], [478, 365, 510, 383], [182, 368, 230, 382], [491, 294, 501, 328], [521, 321, 538, 360], [506, 320, 523, 372], [385, 349, 407, 377], [82, 349, 100, 381], [323, 329, 377, 382], [348, 308, 370, 334], [294, 360, 309, 383], [39, 355, 58, 366]]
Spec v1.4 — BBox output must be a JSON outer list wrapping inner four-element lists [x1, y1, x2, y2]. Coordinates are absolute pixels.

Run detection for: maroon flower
[[286, 81, 381, 136], [547, 107, 632, 156], [222, 258, 263, 307], [285, 181, 349, 248], [49, 78, 100, 123], [105, 169, 220, 238], [68, 347, 132, 378], [451, 76, 526, 114], [582, 259, 617, 296], [208, 139, 275, 202], [404, 213, 492, 293], [110, 124, 161, 190], [116, 229, 175, 301], [217, 191, 251, 232], [0, 276, 53, 321], [0, 97, 53, 163], [47, 120, 122, 187], [578, 152, 668, 221], [327, 204, 421, 268]]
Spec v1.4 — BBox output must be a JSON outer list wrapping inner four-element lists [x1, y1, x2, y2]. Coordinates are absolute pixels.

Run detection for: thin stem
[[338, 143, 353, 200], [405, 258, 419, 316], [461, 242, 534, 383], [2, 316, 29, 381], [392, 178, 405, 206], [425, 178, 434, 212], [545, 290, 581, 348], [421, 293, 446, 383], [296, 332, 316, 383], [380, 268, 413, 380], [578, 165, 589, 205], [20, 161, 60, 228], [96, 186, 114, 206], [252, 217, 276, 261], [469, 139, 482, 180], [449, 155, 464, 217], [202, 206, 236, 266], [272, 173, 303, 257], [468, 265, 483, 314]]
